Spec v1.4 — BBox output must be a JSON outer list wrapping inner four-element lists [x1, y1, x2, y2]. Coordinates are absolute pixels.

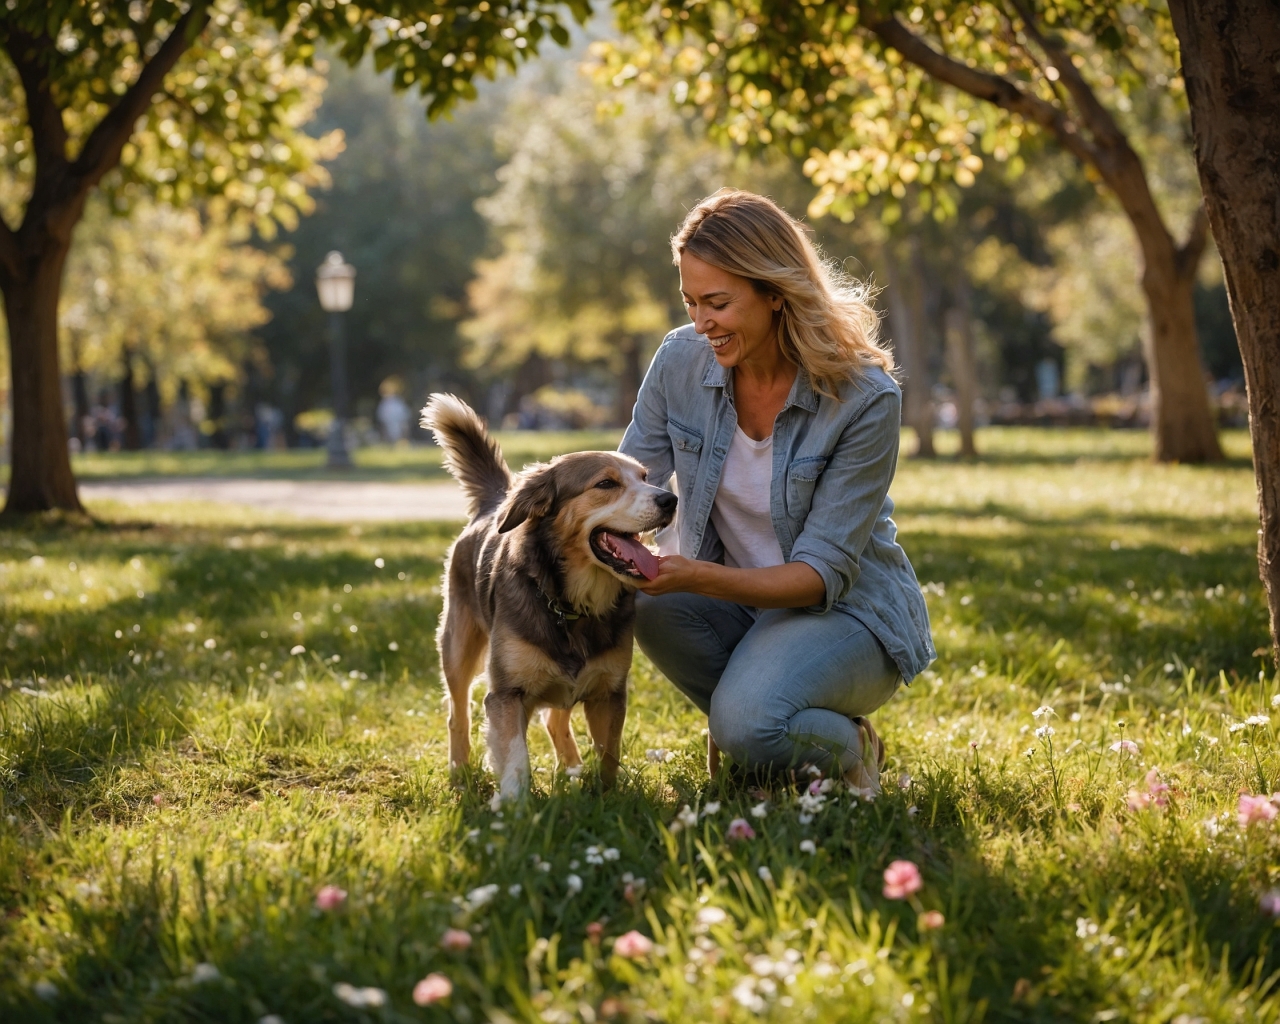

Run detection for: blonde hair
[[671, 189, 891, 398]]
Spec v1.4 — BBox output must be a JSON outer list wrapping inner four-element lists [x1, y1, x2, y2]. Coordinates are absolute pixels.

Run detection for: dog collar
[[538, 585, 581, 629]]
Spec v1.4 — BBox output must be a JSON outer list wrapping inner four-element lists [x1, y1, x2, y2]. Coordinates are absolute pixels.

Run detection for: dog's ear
[[497, 463, 557, 532]]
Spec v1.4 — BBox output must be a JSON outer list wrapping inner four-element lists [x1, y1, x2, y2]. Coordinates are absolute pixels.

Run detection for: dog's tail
[[421, 394, 512, 519]]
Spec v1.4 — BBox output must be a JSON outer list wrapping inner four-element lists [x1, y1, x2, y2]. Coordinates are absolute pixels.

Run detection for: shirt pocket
[[786, 456, 828, 519], [668, 419, 704, 491]]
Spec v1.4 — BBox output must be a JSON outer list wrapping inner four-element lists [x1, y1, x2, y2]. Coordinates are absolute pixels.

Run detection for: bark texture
[[1167, 0, 1280, 657]]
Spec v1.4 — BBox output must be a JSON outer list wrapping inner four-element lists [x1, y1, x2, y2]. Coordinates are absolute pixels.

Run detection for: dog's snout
[[654, 491, 677, 515]]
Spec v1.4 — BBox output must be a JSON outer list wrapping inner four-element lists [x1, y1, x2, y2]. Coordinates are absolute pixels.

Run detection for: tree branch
[[68, 3, 211, 192], [5, 29, 71, 181], [866, 14, 1101, 170]]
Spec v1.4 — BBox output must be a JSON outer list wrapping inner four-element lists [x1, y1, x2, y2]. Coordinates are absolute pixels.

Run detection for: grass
[[1, 426, 1277, 1023]]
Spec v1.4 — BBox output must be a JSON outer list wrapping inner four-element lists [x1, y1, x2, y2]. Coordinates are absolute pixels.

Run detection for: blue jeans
[[634, 592, 901, 774]]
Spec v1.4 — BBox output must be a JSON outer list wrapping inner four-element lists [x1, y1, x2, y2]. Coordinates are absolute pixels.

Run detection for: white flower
[[290, 645, 305, 655], [388, 641, 399, 651], [799, 839, 817, 855], [603, 847, 620, 861], [757, 866, 773, 882], [646, 748, 675, 763], [1245, 714, 1271, 726], [750, 801, 769, 819], [675, 805, 698, 829], [191, 963, 220, 984], [696, 906, 728, 926], [907, 805, 919, 817], [702, 801, 721, 817], [586, 846, 604, 865], [508, 883, 522, 897], [465, 883, 499, 909], [1032, 706, 1055, 719], [733, 976, 766, 1012], [897, 772, 912, 790], [565, 873, 583, 896], [798, 813, 813, 825], [798, 793, 826, 814], [1202, 818, 1221, 838], [203, 638, 217, 649], [1229, 722, 1248, 733], [1034, 725, 1055, 739], [333, 983, 387, 1008], [1272, 694, 1280, 707]]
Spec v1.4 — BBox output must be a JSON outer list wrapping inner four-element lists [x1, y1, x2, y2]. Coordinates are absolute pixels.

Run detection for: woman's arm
[[637, 556, 825, 608]]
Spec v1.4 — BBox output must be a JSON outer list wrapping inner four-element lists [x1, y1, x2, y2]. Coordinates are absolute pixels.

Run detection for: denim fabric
[[634, 591, 901, 773], [619, 324, 935, 681]]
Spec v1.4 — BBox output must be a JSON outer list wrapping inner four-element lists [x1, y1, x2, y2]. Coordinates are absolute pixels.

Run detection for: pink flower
[[1110, 740, 1139, 755], [613, 930, 654, 958], [440, 928, 472, 952], [314, 885, 347, 911], [1145, 769, 1171, 808], [151, 794, 165, 807], [918, 910, 945, 930], [726, 818, 756, 841], [412, 973, 452, 1006], [1238, 793, 1279, 829], [586, 921, 605, 943], [883, 860, 923, 900], [1126, 789, 1151, 812], [1260, 889, 1280, 916]]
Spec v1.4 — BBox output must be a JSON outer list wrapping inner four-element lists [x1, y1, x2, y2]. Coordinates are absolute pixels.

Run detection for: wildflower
[[622, 875, 646, 904], [726, 818, 756, 841], [1238, 793, 1278, 828], [440, 928, 472, 952], [646, 748, 675, 763], [1245, 714, 1271, 727], [314, 885, 347, 911], [374, 558, 385, 569], [1126, 789, 1151, 812], [797, 792, 826, 814], [565, 873, 583, 896], [702, 801, 721, 816], [388, 641, 399, 651], [1032, 706, 1054, 719], [33, 980, 58, 1001], [757, 866, 773, 882], [897, 772, 912, 790], [799, 839, 817, 855], [1109, 740, 1139, 754], [465, 883, 499, 909], [334, 983, 387, 1007], [603, 847, 620, 860], [152, 794, 165, 807], [290, 645, 306, 655], [696, 906, 728, 927], [203, 638, 217, 649], [750, 801, 769, 819], [668, 804, 698, 833], [614, 930, 654, 958], [1260, 890, 1280, 916], [508, 884, 522, 897], [413, 974, 452, 1006], [1273, 694, 1280, 708], [907, 805, 919, 817], [586, 846, 604, 865], [586, 921, 605, 943], [191, 963, 220, 983], [882, 860, 923, 900], [918, 910, 945, 931], [1202, 817, 1221, 838], [1145, 769, 1170, 807], [1034, 725, 1055, 739]]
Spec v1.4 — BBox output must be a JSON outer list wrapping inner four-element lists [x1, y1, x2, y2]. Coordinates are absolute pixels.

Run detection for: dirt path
[[80, 478, 469, 522]]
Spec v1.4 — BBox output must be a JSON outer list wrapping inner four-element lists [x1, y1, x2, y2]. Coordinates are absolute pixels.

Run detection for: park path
[[80, 478, 469, 522]]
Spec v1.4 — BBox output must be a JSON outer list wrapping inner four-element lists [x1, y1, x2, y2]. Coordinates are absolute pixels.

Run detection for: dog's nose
[[654, 491, 677, 514]]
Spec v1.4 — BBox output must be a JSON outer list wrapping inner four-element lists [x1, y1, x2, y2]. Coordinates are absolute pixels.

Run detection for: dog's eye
[[595, 478, 619, 490]]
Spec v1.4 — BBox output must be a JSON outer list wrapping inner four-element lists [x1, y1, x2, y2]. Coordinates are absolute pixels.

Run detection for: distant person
[[620, 189, 934, 793], [376, 385, 411, 444]]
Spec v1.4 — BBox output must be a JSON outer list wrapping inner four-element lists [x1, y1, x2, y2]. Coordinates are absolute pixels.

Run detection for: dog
[[421, 394, 677, 801]]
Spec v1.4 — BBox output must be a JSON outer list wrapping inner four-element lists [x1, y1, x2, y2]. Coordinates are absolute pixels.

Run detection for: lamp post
[[315, 250, 356, 469]]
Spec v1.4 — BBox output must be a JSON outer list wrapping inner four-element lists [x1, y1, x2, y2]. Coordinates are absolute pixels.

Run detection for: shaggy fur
[[421, 394, 677, 800]]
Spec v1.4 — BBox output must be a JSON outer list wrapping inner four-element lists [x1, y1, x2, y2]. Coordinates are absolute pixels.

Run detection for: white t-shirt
[[709, 426, 785, 570]]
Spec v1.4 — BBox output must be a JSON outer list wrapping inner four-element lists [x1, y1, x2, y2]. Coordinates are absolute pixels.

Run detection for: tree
[[0, 0, 587, 514], [609, 0, 1224, 463], [461, 77, 731, 424], [1165, 0, 1280, 658], [62, 195, 290, 446]]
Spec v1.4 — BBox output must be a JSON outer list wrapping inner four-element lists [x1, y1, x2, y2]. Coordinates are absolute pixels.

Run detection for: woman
[[619, 189, 934, 791]]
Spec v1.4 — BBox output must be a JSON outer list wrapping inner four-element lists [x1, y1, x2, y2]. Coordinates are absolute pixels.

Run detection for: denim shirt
[[619, 324, 935, 682]]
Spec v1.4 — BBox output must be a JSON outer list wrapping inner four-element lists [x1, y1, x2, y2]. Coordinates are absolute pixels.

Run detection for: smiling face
[[679, 252, 784, 371]]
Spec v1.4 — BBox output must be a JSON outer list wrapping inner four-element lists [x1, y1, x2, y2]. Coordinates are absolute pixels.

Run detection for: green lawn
[[2, 428, 1277, 1023]]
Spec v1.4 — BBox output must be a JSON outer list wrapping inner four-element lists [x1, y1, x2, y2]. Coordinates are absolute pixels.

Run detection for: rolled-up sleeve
[[789, 388, 901, 613], [618, 336, 675, 488]]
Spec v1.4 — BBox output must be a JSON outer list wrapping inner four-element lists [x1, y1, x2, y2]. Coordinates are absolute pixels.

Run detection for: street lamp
[[315, 250, 356, 469]]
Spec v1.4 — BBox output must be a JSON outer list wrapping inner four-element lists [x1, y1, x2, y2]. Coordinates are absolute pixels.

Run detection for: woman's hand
[[636, 556, 826, 608], [636, 555, 703, 596]]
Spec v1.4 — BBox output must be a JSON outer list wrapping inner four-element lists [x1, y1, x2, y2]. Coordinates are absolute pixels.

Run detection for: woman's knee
[[709, 694, 789, 769]]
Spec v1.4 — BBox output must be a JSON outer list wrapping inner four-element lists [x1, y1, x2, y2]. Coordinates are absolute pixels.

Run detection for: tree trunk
[[70, 367, 90, 447], [885, 241, 935, 457], [1, 244, 83, 514], [1135, 232, 1224, 463], [120, 348, 142, 451], [1167, 0, 1280, 659], [944, 275, 978, 459], [615, 335, 644, 428]]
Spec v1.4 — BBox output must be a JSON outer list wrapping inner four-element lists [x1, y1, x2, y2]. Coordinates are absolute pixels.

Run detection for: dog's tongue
[[605, 532, 660, 580]]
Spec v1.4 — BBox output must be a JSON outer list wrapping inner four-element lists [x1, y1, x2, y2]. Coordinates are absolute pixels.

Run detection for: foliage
[[60, 196, 291, 400], [1, 428, 1277, 1020], [461, 75, 729, 383], [603, 0, 1190, 226]]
